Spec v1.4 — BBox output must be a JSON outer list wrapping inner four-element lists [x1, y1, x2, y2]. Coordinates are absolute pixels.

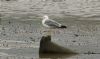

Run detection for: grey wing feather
[[45, 20, 61, 27]]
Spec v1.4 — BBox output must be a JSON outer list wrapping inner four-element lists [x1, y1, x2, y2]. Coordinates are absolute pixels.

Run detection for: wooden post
[[39, 35, 77, 54]]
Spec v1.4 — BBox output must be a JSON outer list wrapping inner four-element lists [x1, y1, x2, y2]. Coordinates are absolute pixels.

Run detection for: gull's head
[[43, 15, 49, 20]]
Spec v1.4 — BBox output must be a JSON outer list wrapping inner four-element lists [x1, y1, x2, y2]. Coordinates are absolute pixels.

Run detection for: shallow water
[[1, 15, 100, 59], [1, 0, 100, 58], [0, 47, 77, 59]]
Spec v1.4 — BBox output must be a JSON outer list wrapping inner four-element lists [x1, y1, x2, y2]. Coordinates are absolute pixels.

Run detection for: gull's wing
[[44, 19, 61, 28]]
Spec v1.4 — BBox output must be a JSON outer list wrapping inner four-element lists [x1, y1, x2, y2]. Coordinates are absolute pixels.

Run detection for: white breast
[[42, 19, 50, 28]]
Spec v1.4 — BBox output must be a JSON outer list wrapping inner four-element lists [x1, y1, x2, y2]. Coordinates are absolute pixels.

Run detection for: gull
[[42, 15, 67, 29], [42, 15, 67, 35]]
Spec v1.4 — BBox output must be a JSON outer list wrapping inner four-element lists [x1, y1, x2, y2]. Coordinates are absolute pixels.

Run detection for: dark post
[[39, 35, 77, 54]]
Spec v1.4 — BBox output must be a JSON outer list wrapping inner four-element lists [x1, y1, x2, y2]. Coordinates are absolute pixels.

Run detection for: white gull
[[42, 15, 67, 28]]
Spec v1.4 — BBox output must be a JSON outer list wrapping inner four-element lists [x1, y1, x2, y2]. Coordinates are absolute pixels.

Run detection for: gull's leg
[[48, 28, 56, 36], [43, 28, 55, 36], [47, 29, 52, 35], [46, 28, 55, 36], [43, 28, 51, 36]]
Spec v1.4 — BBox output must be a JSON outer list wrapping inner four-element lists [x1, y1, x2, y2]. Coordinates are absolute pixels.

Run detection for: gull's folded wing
[[44, 19, 61, 28]]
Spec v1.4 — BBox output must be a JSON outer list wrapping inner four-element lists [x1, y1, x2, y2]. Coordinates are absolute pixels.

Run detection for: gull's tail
[[59, 25, 67, 28]]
